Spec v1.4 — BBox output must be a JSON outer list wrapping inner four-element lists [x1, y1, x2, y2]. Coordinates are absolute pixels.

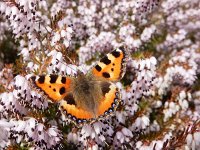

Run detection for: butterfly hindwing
[[91, 47, 128, 81], [98, 81, 120, 116], [59, 81, 120, 126], [60, 97, 93, 119], [31, 75, 72, 102]]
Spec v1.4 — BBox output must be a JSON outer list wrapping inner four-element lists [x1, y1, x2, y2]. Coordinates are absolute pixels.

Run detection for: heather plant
[[0, 0, 200, 149]]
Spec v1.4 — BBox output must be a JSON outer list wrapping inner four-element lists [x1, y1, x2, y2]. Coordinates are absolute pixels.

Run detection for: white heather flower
[[194, 132, 200, 147], [63, 40, 70, 47], [29, 91, 48, 109], [186, 132, 200, 149], [79, 32, 116, 63], [156, 47, 200, 95], [46, 50, 78, 75], [20, 48, 30, 60], [163, 102, 180, 122], [61, 30, 67, 37], [69, 121, 115, 149], [52, 32, 61, 45], [150, 57, 157, 65], [27, 62, 34, 69], [141, 25, 156, 42], [67, 132, 78, 144], [149, 120, 160, 132], [122, 83, 139, 116], [177, 91, 189, 110], [0, 119, 14, 148], [119, 24, 136, 39], [121, 127, 133, 141], [0, 92, 27, 117], [186, 134, 193, 146], [66, 26, 73, 34], [50, 25, 73, 48], [9, 118, 62, 149], [129, 57, 157, 101], [13, 75, 48, 110], [136, 133, 172, 150], [113, 127, 133, 148], [0, 0, 49, 51], [125, 37, 142, 50], [130, 115, 150, 130], [115, 111, 126, 124]]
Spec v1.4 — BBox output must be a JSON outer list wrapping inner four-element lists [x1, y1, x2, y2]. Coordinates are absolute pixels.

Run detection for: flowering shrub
[[0, 0, 200, 149]]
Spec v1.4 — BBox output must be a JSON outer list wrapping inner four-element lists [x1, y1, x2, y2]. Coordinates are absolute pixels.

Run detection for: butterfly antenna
[[65, 54, 75, 65], [103, 140, 109, 147]]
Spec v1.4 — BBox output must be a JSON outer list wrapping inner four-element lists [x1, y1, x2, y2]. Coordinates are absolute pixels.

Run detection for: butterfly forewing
[[31, 75, 72, 102], [91, 47, 128, 81]]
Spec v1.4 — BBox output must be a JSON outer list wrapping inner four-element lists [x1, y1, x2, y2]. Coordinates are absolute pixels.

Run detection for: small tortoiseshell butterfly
[[31, 47, 129, 127]]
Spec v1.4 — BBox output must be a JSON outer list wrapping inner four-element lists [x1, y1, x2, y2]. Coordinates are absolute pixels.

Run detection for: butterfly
[[31, 47, 129, 127]]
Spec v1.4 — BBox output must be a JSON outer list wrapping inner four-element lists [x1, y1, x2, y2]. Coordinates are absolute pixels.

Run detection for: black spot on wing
[[53, 88, 56, 92], [30, 76, 37, 87], [31, 76, 36, 81], [61, 77, 66, 84], [64, 93, 76, 105], [102, 72, 110, 78], [111, 50, 120, 58], [59, 87, 66, 95], [100, 56, 111, 65], [38, 76, 45, 84], [119, 46, 125, 51], [111, 68, 114, 71], [95, 65, 102, 72], [50, 75, 58, 83], [101, 82, 111, 95]]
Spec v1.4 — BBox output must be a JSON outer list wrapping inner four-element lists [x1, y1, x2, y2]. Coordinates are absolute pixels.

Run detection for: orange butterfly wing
[[91, 47, 129, 81], [59, 82, 120, 126], [31, 75, 72, 102], [97, 83, 120, 115]]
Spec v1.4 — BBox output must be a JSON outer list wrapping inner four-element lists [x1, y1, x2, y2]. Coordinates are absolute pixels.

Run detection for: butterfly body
[[31, 47, 129, 126], [70, 73, 104, 117]]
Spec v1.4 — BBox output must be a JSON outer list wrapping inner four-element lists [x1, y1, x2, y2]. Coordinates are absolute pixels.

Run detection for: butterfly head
[[75, 69, 86, 77]]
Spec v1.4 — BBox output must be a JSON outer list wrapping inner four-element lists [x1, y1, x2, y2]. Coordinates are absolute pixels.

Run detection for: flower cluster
[[0, 118, 62, 149], [0, 0, 200, 149]]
